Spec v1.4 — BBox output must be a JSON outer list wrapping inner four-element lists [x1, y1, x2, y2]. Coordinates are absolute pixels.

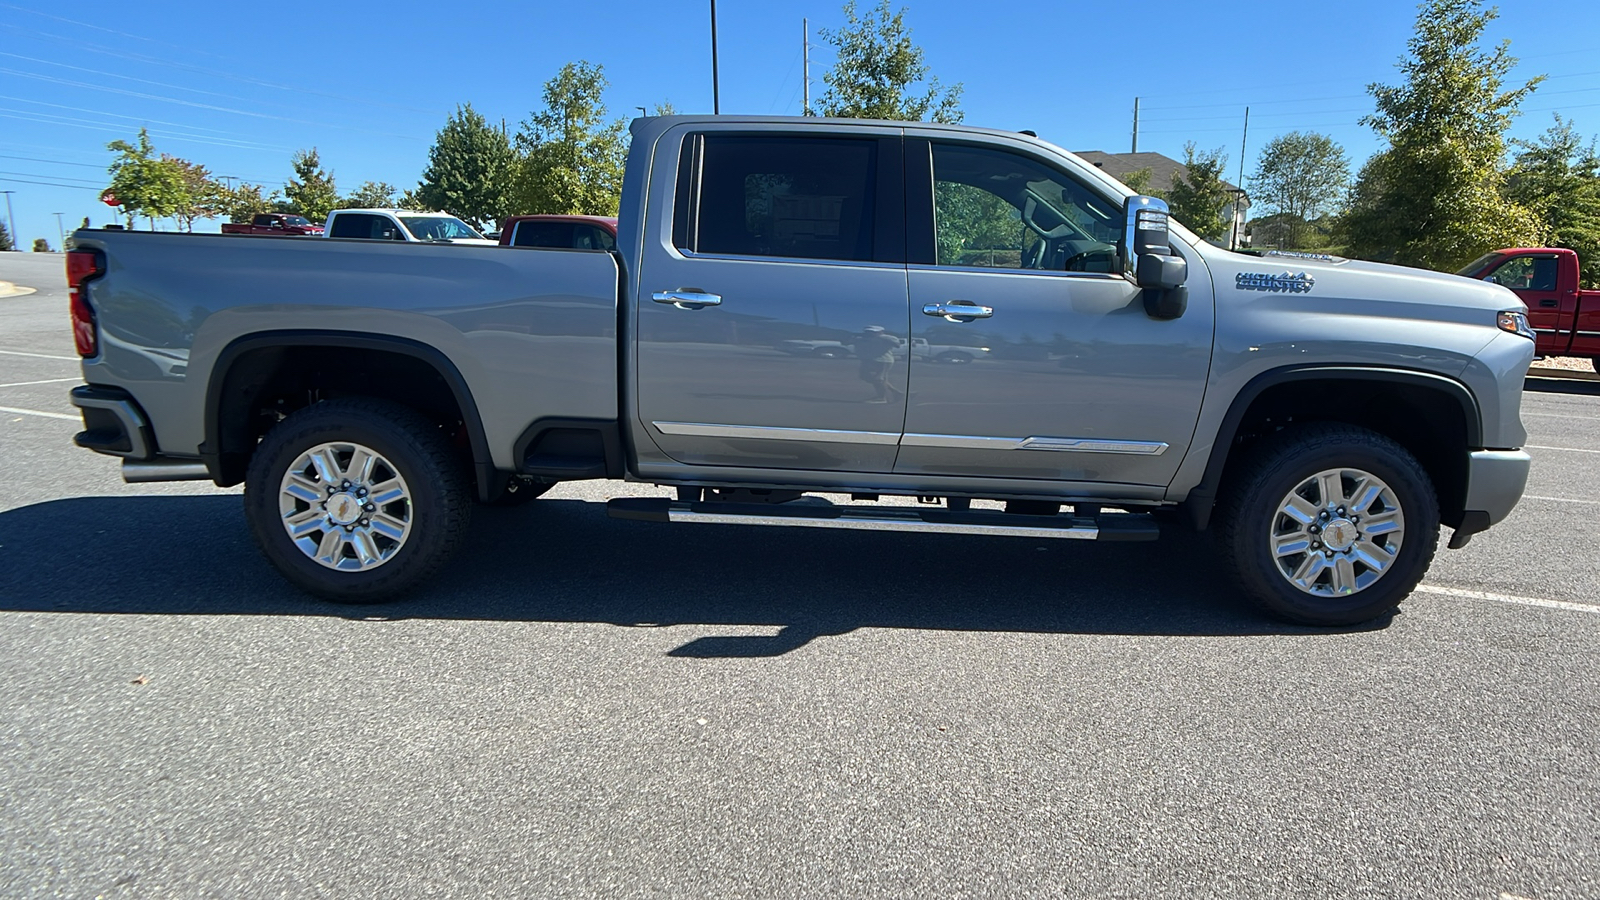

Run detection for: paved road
[[1, 251, 1595, 898]]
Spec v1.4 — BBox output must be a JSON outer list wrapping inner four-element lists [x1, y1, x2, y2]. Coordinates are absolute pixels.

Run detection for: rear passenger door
[[634, 126, 909, 473]]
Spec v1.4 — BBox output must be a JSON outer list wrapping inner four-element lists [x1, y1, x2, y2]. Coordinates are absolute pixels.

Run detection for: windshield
[[399, 216, 485, 242], [1457, 252, 1506, 278], [283, 216, 312, 227]]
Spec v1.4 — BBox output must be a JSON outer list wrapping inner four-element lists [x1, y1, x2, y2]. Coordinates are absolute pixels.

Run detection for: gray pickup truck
[[64, 115, 1535, 626]]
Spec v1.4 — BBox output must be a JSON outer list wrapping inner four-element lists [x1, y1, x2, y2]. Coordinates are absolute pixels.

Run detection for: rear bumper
[[69, 384, 153, 459], [1448, 449, 1531, 549]]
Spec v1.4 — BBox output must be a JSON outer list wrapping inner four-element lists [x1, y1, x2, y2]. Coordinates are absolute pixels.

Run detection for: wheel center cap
[[1323, 518, 1358, 552], [327, 492, 363, 525]]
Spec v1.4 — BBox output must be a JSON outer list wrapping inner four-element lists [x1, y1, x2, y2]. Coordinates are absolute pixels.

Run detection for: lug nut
[[1319, 511, 1329, 520], [1311, 540, 1321, 549], [341, 480, 351, 489], [363, 503, 375, 513], [320, 502, 327, 510], [1337, 506, 1346, 515], [344, 525, 354, 533], [356, 488, 367, 497], [1309, 525, 1320, 534], [359, 518, 370, 526], [1324, 550, 1334, 558]]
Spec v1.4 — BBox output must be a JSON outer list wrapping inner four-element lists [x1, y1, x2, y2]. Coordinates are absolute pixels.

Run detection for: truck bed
[[71, 229, 622, 472]]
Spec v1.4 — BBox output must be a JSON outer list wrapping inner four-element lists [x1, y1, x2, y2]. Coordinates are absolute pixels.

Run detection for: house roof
[[1073, 150, 1245, 198]]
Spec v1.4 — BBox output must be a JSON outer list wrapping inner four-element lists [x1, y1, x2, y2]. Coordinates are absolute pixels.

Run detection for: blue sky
[[2, 0, 1597, 245]]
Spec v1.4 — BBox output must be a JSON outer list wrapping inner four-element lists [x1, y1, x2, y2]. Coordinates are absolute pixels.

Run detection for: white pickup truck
[[323, 209, 496, 246]]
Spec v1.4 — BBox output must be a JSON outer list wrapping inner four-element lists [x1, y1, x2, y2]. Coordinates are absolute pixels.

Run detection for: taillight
[[66, 249, 103, 358]]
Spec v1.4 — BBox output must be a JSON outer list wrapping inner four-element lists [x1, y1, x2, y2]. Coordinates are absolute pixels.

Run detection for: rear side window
[[329, 213, 401, 240], [513, 222, 575, 248], [681, 135, 877, 262]]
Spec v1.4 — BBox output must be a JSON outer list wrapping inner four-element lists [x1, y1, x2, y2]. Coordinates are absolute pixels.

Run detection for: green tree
[[221, 183, 275, 223], [415, 104, 516, 229], [0, 221, 12, 251], [284, 148, 339, 223], [32, 238, 51, 252], [340, 181, 399, 209], [1251, 132, 1350, 248], [514, 61, 628, 216], [1341, 0, 1542, 270], [1119, 167, 1157, 196], [816, 0, 962, 123], [1506, 115, 1600, 287], [1166, 142, 1233, 242], [165, 156, 225, 232], [105, 128, 187, 228]]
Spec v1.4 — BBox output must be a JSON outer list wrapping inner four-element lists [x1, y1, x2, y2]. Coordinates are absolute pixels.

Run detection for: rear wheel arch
[[201, 331, 495, 499], [1185, 366, 1481, 531]]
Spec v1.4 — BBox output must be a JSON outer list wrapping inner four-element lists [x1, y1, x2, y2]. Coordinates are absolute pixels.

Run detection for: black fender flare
[[199, 330, 495, 500], [1182, 364, 1482, 530]]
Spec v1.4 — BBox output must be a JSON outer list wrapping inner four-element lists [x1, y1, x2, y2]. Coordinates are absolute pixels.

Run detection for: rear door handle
[[1539, 299, 1558, 308], [922, 300, 993, 322], [652, 289, 722, 310]]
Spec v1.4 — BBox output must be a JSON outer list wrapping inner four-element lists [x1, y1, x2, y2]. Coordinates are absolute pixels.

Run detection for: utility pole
[[802, 18, 811, 116], [0, 190, 15, 250], [54, 212, 65, 250], [1231, 107, 1250, 250], [1131, 97, 1140, 153], [710, 0, 721, 115]]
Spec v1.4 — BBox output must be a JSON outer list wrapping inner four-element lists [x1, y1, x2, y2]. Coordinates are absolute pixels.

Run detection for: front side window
[[1486, 255, 1559, 291], [400, 216, 485, 242], [684, 135, 877, 262], [932, 143, 1120, 273]]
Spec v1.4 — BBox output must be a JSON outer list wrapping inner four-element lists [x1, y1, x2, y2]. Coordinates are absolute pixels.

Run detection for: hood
[[1204, 249, 1520, 326]]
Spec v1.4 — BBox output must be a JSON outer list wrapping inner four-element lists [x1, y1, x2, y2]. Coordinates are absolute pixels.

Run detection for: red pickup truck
[[1460, 247, 1600, 369], [221, 213, 325, 236]]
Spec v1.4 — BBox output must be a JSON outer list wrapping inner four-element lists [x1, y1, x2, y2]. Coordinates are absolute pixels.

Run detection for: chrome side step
[[122, 458, 212, 483], [606, 498, 1159, 542]]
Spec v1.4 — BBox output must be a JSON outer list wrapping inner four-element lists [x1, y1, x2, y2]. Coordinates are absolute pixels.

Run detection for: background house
[[1073, 150, 1250, 248]]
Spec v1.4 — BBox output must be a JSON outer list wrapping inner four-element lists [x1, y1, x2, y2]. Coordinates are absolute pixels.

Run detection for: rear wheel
[[244, 398, 472, 603], [1217, 423, 1439, 626]]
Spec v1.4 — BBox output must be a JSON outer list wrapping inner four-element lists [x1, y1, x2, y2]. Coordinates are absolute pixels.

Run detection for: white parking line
[[1527, 444, 1600, 454], [1525, 495, 1600, 505], [0, 405, 78, 421], [0, 349, 77, 361], [0, 377, 80, 389], [1523, 411, 1600, 421], [1415, 584, 1599, 615]]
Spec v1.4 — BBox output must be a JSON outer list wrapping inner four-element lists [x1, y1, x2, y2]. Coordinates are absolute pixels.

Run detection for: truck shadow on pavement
[[0, 495, 1389, 653]]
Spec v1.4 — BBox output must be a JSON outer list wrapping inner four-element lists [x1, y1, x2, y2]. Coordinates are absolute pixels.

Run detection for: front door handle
[[922, 300, 993, 322], [652, 289, 722, 310]]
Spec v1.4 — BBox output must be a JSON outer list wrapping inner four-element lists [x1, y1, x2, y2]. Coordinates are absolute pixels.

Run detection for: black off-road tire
[[244, 398, 473, 603], [1216, 423, 1440, 626]]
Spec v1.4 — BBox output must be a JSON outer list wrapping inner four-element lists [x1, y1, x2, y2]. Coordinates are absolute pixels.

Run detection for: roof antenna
[[1019, 129, 1037, 137]]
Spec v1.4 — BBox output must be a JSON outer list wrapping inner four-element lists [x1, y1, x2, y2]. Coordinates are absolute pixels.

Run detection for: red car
[[221, 213, 325, 236], [1459, 247, 1600, 369], [498, 215, 617, 251]]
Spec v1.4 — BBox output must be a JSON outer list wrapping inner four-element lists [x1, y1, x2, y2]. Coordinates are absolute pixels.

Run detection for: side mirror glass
[[1122, 195, 1188, 320]]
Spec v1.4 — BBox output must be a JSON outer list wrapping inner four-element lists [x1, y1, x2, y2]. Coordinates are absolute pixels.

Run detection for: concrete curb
[[0, 281, 39, 298]]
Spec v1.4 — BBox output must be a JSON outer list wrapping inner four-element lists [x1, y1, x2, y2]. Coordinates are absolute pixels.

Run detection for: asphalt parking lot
[[1, 250, 1596, 899]]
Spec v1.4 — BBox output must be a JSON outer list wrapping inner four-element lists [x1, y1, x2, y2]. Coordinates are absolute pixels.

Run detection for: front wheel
[[244, 398, 473, 603], [1217, 423, 1439, 626]]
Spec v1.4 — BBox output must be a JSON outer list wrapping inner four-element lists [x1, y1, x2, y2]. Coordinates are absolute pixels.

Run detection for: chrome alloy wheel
[[278, 441, 412, 571], [1270, 467, 1405, 597]]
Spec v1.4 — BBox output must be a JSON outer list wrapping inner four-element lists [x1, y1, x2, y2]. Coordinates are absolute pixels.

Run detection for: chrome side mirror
[[1122, 196, 1188, 320]]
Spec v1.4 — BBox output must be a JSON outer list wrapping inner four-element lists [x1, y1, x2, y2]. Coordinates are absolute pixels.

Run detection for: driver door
[[895, 138, 1214, 486]]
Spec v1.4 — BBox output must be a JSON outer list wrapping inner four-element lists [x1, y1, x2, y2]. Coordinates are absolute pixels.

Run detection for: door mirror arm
[[1121, 196, 1188, 320]]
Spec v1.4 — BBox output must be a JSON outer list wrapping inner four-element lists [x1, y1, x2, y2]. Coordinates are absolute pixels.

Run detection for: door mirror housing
[[1122, 196, 1188, 320]]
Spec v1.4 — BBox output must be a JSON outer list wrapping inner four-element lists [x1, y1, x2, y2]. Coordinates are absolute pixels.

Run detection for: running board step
[[606, 498, 1159, 542]]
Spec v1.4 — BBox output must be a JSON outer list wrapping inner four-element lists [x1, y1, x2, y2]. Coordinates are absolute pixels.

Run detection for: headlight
[[1497, 309, 1535, 341]]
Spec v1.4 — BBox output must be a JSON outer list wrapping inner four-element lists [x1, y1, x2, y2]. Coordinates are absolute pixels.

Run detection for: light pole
[[710, 0, 720, 114], [54, 212, 65, 251], [0, 190, 16, 251]]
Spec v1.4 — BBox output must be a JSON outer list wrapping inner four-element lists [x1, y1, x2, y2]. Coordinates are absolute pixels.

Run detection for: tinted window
[[932, 143, 1120, 273], [577, 225, 615, 251], [329, 213, 377, 239], [513, 221, 576, 248], [687, 135, 876, 262]]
